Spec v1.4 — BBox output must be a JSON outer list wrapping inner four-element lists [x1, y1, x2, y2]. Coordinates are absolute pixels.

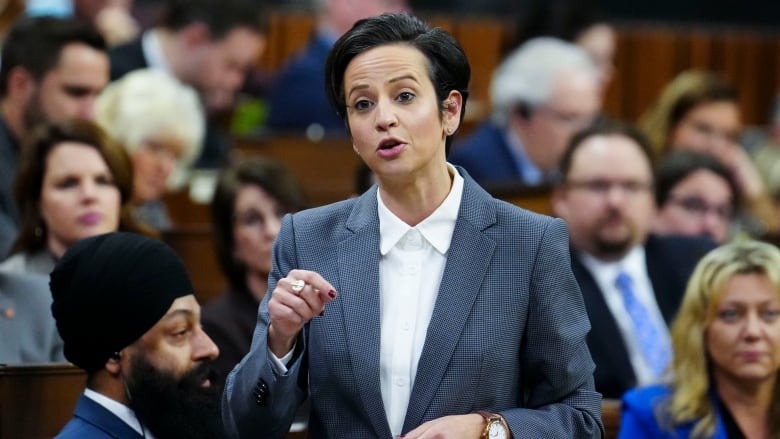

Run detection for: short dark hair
[[158, 0, 267, 39], [0, 17, 106, 96], [324, 13, 471, 151], [211, 158, 308, 292], [655, 149, 739, 208], [11, 120, 143, 255], [558, 118, 655, 182]]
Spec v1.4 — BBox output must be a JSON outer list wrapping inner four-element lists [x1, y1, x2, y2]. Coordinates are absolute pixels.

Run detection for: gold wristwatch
[[476, 410, 510, 439]]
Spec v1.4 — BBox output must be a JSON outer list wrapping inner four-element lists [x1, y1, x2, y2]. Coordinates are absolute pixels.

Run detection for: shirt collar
[[83, 388, 152, 438], [142, 30, 173, 74], [378, 164, 464, 255], [578, 245, 647, 282]]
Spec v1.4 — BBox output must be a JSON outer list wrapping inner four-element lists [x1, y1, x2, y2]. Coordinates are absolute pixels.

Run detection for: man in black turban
[[50, 232, 222, 439]]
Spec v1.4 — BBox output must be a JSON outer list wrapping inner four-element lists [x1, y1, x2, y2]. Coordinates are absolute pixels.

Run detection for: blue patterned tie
[[615, 271, 672, 379]]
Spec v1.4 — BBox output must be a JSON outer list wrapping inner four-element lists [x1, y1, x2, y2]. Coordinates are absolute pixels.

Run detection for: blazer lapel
[[402, 175, 497, 431], [338, 189, 392, 438]]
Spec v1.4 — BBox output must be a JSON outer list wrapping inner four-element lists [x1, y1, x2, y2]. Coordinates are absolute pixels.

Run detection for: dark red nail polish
[[328, 290, 337, 299]]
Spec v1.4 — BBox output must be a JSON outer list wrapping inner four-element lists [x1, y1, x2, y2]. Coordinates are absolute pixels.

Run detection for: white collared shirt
[[83, 388, 155, 439], [578, 246, 672, 386], [377, 164, 463, 438], [141, 30, 173, 75]]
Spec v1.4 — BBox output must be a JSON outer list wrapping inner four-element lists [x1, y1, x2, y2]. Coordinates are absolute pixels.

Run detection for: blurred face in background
[[575, 23, 616, 92], [131, 137, 185, 203], [40, 142, 121, 257], [654, 169, 734, 244], [24, 43, 109, 131], [707, 273, 780, 390], [514, 69, 601, 174], [554, 134, 655, 261], [232, 184, 284, 276], [670, 100, 741, 155]]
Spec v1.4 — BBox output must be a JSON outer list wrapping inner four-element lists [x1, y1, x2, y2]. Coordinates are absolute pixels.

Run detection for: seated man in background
[[51, 232, 221, 439], [653, 149, 738, 244], [109, 0, 266, 168], [264, 0, 408, 137], [552, 120, 715, 399], [0, 16, 108, 258], [449, 37, 600, 188], [0, 271, 64, 364]]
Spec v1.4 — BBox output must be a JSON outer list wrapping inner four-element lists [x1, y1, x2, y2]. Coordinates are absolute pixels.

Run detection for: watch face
[[488, 422, 507, 439]]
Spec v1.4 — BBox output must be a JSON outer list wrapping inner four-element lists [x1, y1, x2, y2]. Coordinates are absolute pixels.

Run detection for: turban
[[50, 232, 193, 373]]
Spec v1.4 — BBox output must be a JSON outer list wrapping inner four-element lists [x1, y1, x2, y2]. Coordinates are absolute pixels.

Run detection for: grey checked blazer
[[222, 169, 603, 438]]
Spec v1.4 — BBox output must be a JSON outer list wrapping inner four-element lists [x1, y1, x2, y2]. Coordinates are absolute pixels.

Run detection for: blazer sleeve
[[501, 218, 604, 437], [222, 214, 307, 439]]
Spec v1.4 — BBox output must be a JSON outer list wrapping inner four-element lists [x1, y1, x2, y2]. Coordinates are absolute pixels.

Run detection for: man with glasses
[[449, 37, 600, 187], [653, 150, 738, 244], [551, 120, 715, 399]]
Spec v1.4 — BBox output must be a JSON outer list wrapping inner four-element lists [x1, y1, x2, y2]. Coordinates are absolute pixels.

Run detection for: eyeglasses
[[665, 194, 734, 221], [536, 105, 596, 132], [565, 178, 653, 196]]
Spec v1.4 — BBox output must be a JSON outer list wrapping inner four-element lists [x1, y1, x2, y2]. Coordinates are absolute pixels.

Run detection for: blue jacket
[[56, 394, 143, 439], [619, 385, 727, 439]]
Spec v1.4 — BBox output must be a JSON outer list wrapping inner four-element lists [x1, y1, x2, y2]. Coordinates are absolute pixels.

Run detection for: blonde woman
[[96, 68, 204, 230], [619, 240, 780, 438]]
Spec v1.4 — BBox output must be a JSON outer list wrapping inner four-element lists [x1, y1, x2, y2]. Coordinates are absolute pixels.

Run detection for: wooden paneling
[[0, 364, 85, 439], [602, 398, 621, 439], [259, 13, 780, 126], [233, 136, 361, 207], [162, 225, 225, 305]]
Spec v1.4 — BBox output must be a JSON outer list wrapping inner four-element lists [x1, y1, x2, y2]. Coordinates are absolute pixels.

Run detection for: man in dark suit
[[0, 17, 108, 258], [51, 233, 221, 439], [109, 0, 265, 168], [552, 120, 716, 399], [449, 37, 601, 188], [264, 0, 409, 137]]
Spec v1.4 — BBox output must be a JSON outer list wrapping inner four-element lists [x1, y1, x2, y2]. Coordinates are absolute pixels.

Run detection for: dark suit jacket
[[0, 114, 20, 256], [108, 38, 147, 81], [449, 121, 527, 186], [223, 169, 602, 438], [56, 394, 143, 439], [265, 33, 347, 136], [201, 288, 258, 386], [570, 235, 716, 399]]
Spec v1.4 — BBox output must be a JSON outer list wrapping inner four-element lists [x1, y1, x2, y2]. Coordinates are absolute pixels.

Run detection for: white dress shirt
[[83, 388, 155, 439], [578, 246, 672, 386], [141, 30, 173, 74], [377, 164, 463, 438]]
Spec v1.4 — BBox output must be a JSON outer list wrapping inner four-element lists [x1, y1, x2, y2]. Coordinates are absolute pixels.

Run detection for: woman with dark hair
[[640, 70, 779, 236], [0, 120, 148, 274], [223, 13, 601, 439], [653, 150, 739, 244], [202, 157, 307, 383]]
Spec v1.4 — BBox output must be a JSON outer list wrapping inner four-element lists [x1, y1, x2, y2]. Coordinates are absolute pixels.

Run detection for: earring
[[446, 127, 453, 135]]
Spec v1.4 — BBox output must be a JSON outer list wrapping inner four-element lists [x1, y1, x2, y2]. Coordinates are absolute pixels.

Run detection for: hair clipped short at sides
[[324, 13, 471, 150], [0, 16, 105, 96]]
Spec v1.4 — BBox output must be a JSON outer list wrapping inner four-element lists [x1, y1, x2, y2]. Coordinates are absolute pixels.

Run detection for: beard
[[125, 354, 224, 439], [592, 210, 639, 261], [22, 90, 48, 134]]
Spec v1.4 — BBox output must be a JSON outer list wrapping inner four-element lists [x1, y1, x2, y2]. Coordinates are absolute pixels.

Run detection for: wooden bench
[[0, 363, 86, 439], [602, 398, 622, 439]]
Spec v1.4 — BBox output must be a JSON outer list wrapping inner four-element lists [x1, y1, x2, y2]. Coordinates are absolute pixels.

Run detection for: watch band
[[476, 410, 511, 439]]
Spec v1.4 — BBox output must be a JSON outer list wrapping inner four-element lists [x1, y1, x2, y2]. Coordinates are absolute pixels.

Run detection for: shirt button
[[395, 377, 406, 387], [406, 265, 418, 275], [402, 321, 411, 331]]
